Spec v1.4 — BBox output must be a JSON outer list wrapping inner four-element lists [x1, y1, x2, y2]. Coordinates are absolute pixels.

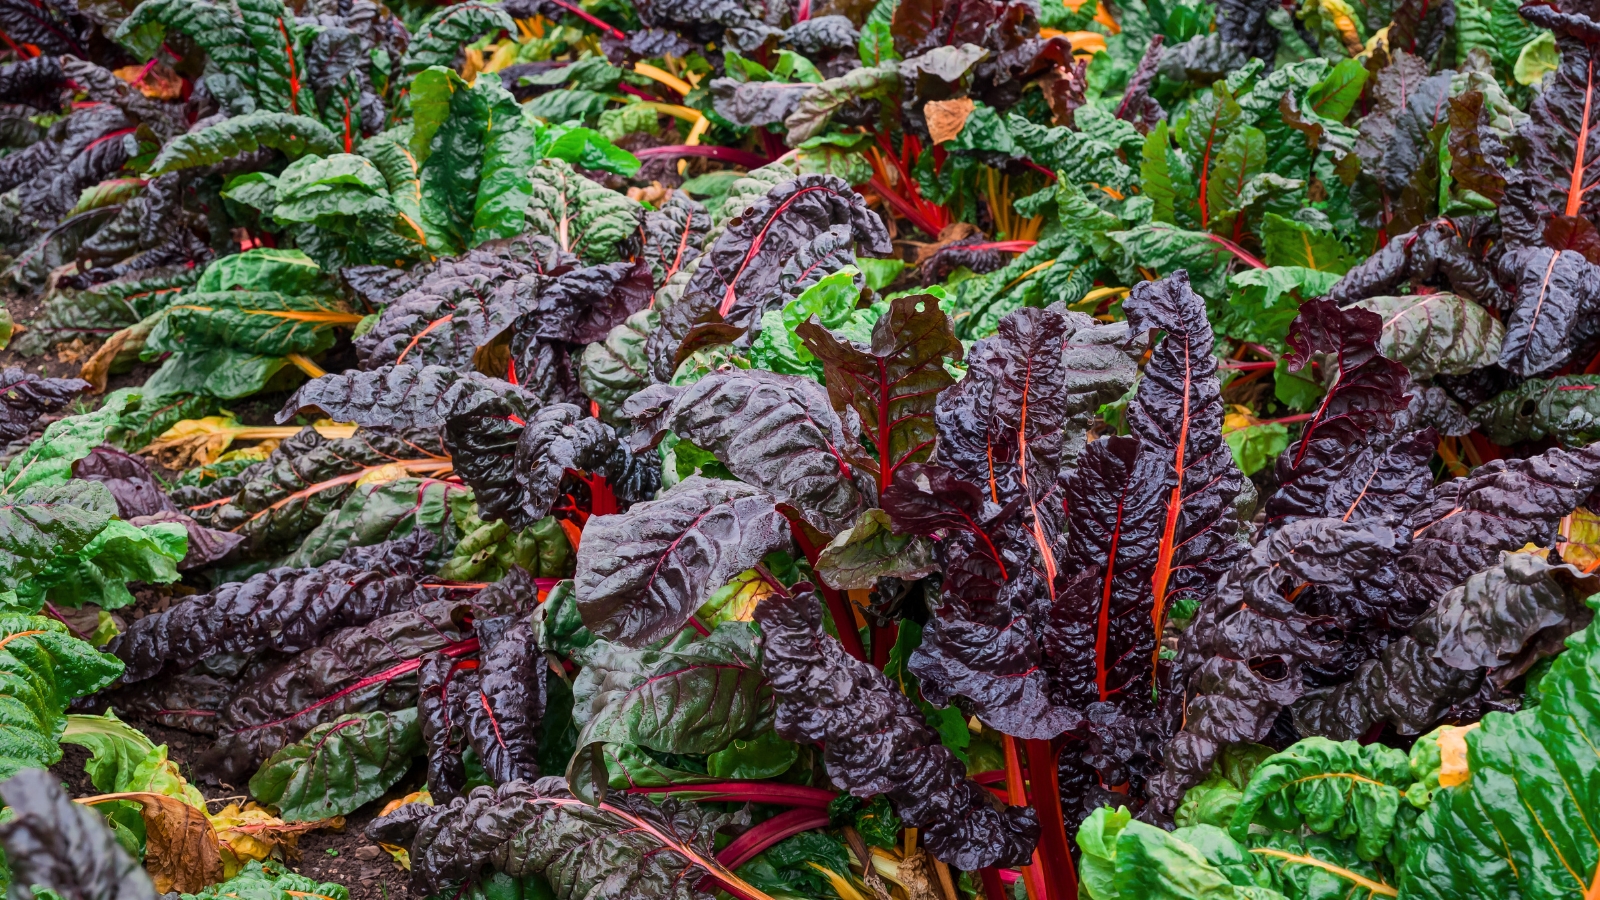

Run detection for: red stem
[[787, 518, 868, 662], [234, 637, 478, 732], [867, 176, 945, 238], [1003, 736, 1051, 900], [1024, 738, 1078, 900], [870, 620, 897, 670], [980, 868, 1010, 900], [714, 808, 831, 871], [623, 783, 839, 809]]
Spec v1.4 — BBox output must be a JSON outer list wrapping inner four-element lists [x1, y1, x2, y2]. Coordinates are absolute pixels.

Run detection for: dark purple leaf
[[1496, 246, 1600, 377], [1147, 517, 1384, 816], [464, 620, 545, 785], [1399, 441, 1600, 610], [641, 192, 711, 286], [509, 403, 617, 528], [0, 770, 157, 900], [418, 651, 470, 801], [1266, 298, 1413, 532], [797, 292, 963, 492], [0, 368, 88, 444], [111, 559, 438, 683], [1500, 3, 1600, 250], [624, 368, 875, 534], [1114, 36, 1166, 133], [202, 590, 533, 782], [1447, 91, 1509, 206], [1047, 435, 1169, 713], [754, 587, 1040, 870], [648, 174, 889, 380], [709, 79, 812, 127], [1325, 220, 1506, 310], [73, 445, 175, 518], [573, 475, 790, 647], [279, 364, 532, 431], [373, 778, 745, 897], [1123, 271, 1247, 674]]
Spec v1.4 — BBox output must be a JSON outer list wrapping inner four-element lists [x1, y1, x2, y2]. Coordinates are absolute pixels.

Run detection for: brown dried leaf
[[82, 792, 224, 893], [924, 97, 975, 145], [79, 327, 132, 394]]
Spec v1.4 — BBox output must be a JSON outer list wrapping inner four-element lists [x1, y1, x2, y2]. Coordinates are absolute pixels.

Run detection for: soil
[[50, 719, 427, 900]]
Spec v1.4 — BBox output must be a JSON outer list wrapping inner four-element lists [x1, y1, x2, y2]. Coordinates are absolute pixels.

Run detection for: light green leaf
[[140, 348, 294, 400], [1259, 213, 1354, 274], [545, 126, 641, 177], [402, 1, 514, 75], [1304, 58, 1369, 122], [706, 729, 799, 780], [3, 393, 142, 495], [62, 710, 206, 808], [1224, 421, 1288, 477], [1514, 31, 1559, 86], [0, 614, 125, 780]]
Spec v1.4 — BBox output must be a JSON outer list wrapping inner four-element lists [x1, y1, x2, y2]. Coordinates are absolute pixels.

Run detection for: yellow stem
[[638, 101, 703, 123], [1002, 259, 1057, 293], [1249, 849, 1398, 897], [680, 112, 712, 175], [633, 62, 692, 96], [285, 353, 327, 378]]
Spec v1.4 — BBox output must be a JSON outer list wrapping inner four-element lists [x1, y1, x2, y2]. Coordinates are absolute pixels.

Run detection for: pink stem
[[715, 808, 831, 871], [965, 240, 1038, 253], [1019, 159, 1058, 180], [1204, 232, 1268, 269], [540, 0, 627, 39], [618, 83, 659, 101]]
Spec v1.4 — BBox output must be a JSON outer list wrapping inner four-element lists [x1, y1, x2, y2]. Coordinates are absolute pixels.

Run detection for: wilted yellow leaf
[[210, 801, 341, 877]]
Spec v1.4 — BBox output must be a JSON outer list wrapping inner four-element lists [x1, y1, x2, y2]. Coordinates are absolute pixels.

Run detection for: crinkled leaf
[[1353, 292, 1504, 380], [249, 708, 422, 821], [754, 587, 1039, 870], [574, 476, 790, 647], [0, 769, 158, 900], [147, 112, 340, 175], [624, 368, 875, 534]]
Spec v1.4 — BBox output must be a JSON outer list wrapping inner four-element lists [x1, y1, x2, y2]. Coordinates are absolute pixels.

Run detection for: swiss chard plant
[[2, 0, 1600, 896]]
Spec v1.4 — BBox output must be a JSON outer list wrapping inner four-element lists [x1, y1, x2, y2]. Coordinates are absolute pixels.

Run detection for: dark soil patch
[[50, 715, 423, 900]]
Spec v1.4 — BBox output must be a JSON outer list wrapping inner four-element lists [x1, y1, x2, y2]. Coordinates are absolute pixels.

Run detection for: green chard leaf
[[249, 708, 423, 821], [0, 614, 125, 779]]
